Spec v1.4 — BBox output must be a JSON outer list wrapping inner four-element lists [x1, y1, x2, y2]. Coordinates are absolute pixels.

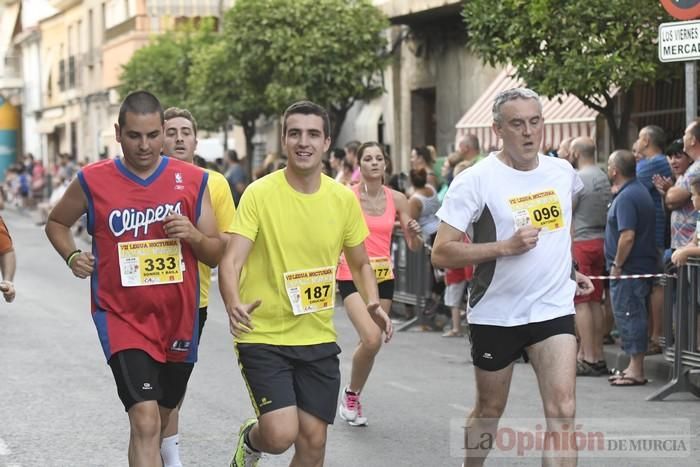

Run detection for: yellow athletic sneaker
[[230, 418, 261, 467]]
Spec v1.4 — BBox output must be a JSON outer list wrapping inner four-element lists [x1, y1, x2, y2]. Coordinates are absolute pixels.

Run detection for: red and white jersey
[[78, 156, 207, 363]]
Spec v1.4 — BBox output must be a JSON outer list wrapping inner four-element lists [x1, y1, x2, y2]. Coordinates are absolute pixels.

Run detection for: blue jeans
[[610, 278, 651, 355]]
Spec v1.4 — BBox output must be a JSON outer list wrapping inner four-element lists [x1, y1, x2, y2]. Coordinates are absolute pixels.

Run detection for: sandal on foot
[[576, 360, 603, 376], [646, 340, 662, 355], [610, 376, 648, 386], [442, 329, 464, 338], [607, 369, 626, 382]]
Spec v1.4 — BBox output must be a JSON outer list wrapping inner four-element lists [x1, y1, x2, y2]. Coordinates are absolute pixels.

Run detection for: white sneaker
[[338, 388, 368, 426]]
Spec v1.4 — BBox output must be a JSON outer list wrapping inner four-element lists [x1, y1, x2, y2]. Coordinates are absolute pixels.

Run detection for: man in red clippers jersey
[[45, 91, 224, 467]]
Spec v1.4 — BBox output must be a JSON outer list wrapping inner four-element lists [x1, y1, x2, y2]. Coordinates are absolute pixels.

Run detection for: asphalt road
[[0, 209, 698, 466]]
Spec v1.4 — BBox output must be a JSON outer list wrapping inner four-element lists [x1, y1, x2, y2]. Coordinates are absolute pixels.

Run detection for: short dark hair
[[228, 149, 239, 162], [641, 125, 666, 151], [164, 107, 198, 136], [118, 91, 163, 128], [344, 140, 361, 155], [282, 100, 331, 139], [409, 168, 428, 188], [413, 146, 433, 165], [330, 147, 345, 160], [665, 138, 685, 157], [610, 150, 636, 178]]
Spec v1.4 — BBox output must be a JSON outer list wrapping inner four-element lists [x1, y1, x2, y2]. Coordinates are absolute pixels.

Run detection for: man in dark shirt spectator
[[605, 150, 657, 386], [225, 149, 248, 207], [634, 125, 671, 354]]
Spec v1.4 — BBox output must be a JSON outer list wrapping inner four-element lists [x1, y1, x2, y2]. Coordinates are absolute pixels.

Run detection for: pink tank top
[[336, 185, 395, 281]]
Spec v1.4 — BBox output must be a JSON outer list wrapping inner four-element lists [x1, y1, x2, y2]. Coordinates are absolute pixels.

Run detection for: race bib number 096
[[283, 266, 336, 316], [508, 189, 564, 232], [118, 238, 184, 287]]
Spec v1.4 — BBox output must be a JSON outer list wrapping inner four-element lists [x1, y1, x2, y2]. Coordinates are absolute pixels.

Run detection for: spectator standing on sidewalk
[[557, 137, 574, 165], [225, 149, 248, 207], [458, 134, 482, 164], [570, 137, 611, 376], [653, 139, 697, 261], [605, 150, 656, 387], [410, 146, 439, 189], [634, 125, 671, 354]]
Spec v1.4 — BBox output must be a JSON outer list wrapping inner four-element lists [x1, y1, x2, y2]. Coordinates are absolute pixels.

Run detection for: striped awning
[[455, 66, 601, 153]]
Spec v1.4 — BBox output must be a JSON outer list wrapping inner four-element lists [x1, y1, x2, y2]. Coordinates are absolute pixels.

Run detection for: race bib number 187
[[283, 266, 336, 316]]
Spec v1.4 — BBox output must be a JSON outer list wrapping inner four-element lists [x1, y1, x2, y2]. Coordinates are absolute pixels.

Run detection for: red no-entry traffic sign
[[662, 0, 700, 20]]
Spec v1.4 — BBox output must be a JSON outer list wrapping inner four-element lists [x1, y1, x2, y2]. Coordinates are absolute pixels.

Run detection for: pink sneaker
[[338, 387, 368, 426]]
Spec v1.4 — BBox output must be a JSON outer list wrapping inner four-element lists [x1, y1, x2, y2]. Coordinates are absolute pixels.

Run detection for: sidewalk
[[603, 343, 671, 382]]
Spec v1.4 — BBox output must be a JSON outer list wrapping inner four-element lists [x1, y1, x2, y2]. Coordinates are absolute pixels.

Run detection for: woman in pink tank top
[[336, 142, 422, 426]]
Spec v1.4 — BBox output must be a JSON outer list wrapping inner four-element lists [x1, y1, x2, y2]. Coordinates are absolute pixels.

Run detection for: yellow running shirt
[[233, 169, 368, 345], [199, 169, 236, 307]]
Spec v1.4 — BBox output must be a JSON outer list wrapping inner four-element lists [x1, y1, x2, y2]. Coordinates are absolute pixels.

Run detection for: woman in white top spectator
[[409, 168, 441, 240], [409, 167, 444, 312]]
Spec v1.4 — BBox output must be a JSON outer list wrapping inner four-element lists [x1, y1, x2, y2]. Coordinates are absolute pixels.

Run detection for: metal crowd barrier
[[390, 228, 433, 331], [647, 257, 700, 401]]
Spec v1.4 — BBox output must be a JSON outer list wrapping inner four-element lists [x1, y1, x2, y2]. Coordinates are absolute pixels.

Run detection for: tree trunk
[[330, 105, 350, 146], [578, 89, 634, 151], [242, 118, 256, 180]]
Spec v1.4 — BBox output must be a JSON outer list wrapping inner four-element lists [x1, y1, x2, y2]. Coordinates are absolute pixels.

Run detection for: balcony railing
[[104, 15, 138, 43]]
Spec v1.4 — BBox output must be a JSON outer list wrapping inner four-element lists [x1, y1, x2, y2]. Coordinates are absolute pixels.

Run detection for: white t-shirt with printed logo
[[437, 153, 584, 326]]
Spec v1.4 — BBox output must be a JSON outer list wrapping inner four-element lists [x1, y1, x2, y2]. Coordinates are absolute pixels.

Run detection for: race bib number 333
[[118, 238, 184, 287], [508, 189, 564, 232], [283, 266, 336, 316]]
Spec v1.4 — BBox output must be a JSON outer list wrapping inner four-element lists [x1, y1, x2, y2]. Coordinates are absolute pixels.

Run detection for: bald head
[[459, 134, 480, 160], [609, 150, 636, 179], [683, 119, 700, 159], [571, 136, 596, 163], [558, 137, 574, 162]]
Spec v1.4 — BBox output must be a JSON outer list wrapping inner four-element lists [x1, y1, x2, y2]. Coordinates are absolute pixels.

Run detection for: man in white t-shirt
[[432, 87, 594, 467]]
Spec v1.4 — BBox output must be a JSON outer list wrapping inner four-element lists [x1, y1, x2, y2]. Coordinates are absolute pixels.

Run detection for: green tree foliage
[[195, 0, 390, 144], [118, 19, 217, 111], [463, 0, 676, 149]]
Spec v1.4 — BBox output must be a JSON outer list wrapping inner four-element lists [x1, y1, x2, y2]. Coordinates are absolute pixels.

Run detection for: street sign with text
[[659, 20, 700, 62]]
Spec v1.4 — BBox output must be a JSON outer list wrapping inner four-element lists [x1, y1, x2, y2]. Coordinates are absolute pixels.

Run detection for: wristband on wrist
[[66, 249, 82, 268]]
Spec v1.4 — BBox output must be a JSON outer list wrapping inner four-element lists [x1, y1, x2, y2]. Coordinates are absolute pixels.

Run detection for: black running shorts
[[198, 306, 208, 339], [108, 349, 194, 411], [337, 279, 395, 300], [235, 342, 341, 424], [468, 314, 575, 371]]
